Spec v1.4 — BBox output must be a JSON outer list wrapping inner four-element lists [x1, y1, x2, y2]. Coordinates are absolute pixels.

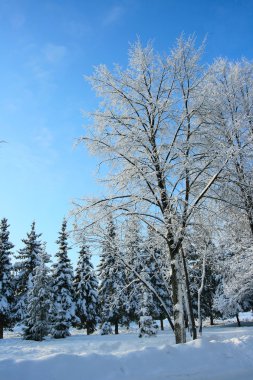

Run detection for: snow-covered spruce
[[0, 218, 14, 339], [14, 221, 47, 324], [100, 321, 113, 335], [144, 226, 173, 329], [73, 239, 99, 334], [22, 250, 52, 341], [138, 316, 158, 338], [51, 219, 77, 339], [122, 217, 144, 323], [98, 215, 128, 334]]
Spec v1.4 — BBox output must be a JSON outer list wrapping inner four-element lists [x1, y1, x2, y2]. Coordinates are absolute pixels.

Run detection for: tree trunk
[[115, 320, 119, 334], [171, 256, 186, 344], [198, 300, 203, 335], [198, 247, 207, 336], [160, 317, 164, 331], [236, 313, 241, 327], [0, 314, 4, 339], [180, 249, 197, 340], [210, 313, 214, 326], [86, 321, 91, 335], [184, 313, 189, 329]]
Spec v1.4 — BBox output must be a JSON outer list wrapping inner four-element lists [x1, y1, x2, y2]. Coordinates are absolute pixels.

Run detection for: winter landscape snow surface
[[1, 319, 253, 380]]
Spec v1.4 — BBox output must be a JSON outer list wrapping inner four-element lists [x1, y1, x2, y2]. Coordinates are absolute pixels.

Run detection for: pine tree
[[145, 227, 172, 329], [23, 250, 52, 341], [74, 239, 99, 334], [200, 255, 221, 325], [138, 267, 154, 318], [51, 219, 76, 338], [0, 218, 14, 339], [123, 217, 143, 322], [14, 221, 45, 323], [100, 321, 113, 335], [98, 215, 127, 334]]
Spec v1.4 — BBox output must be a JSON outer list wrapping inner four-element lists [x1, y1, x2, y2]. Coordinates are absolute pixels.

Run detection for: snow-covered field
[[1, 319, 253, 380]]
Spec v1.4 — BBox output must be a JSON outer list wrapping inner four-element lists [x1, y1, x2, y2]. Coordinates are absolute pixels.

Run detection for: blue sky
[[0, 0, 252, 264]]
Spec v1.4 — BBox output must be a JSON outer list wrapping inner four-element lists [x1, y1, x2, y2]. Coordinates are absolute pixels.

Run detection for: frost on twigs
[[73, 35, 253, 344]]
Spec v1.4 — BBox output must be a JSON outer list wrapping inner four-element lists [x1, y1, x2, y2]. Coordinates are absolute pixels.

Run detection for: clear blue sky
[[0, 0, 252, 265]]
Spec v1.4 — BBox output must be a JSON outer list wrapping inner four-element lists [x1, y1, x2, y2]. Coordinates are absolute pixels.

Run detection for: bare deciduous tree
[[73, 36, 234, 343]]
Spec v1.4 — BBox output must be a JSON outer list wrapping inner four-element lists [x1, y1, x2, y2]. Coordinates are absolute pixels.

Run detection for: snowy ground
[[1, 316, 253, 380]]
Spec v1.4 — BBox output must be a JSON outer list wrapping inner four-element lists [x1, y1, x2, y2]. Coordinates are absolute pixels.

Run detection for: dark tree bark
[[181, 249, 197, 340], [184, 313, 189, 329], [115, 320, 119, 335], [86, 321, 94, 335], [170, 256, 186, 344], [0, 314, 4, 339], [236, 313, 241, 327]]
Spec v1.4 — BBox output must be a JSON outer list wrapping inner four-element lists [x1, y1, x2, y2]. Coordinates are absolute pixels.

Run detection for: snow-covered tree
[[51, 219, 76, 338], [98, 215, 127, 334], [74, 239, 99, 334], [23, 250, 52, 341], [197, 253, 220, 326], [138, 266, 154, 319], [144, 226, 173, 329], [203, 59, 253, 236], [214, 215, 253, 325], [199, 59, 253, 327], [0, 218, 14, 338], [73, 36, 233, 343], [138, 316, 158, 338], [182, 213, 219, 333], [100, 321, 112, 335], [122, 217, 144, 322], [14, 221, 45, 323]]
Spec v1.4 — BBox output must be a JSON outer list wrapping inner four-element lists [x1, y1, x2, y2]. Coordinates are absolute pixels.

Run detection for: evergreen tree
[[23, 250, 52, 341], [14, 221, 45, 323], [98, 215, 127, 334], [51, 219, 76, 338], [74, 239, 99, 334], [138, 316, 158, 338], [200, 256, 221, 325], [145, 227, 173, 329], [0, 218, 14, 338], [138, 266, 154, 318], [100, 321, 113, 335], [123, 217, 143, 322]]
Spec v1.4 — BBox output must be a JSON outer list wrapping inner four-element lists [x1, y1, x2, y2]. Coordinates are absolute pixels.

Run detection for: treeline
[[1, 210, 252, 341]]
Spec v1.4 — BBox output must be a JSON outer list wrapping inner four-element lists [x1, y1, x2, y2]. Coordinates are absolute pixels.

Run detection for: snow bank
[[1, 326, 253, 380]]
